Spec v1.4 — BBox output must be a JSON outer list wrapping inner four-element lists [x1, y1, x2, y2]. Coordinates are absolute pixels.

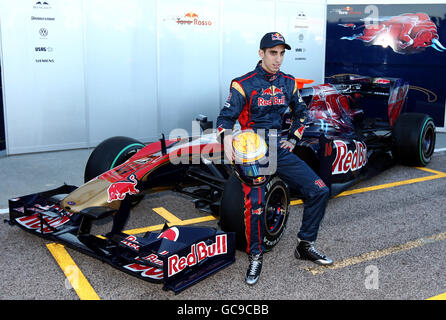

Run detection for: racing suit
[[217, 62, 330, 255]]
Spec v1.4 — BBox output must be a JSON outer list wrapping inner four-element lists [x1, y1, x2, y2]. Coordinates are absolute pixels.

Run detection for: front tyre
[[392, 113, 436, 167], [84, 136, 146, 205], [84, 136, 145, 182], [219, 174, 290, 252]]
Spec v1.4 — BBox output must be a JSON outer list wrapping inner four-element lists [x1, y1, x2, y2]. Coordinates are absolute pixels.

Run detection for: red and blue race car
[[6, 74, 435, 293]]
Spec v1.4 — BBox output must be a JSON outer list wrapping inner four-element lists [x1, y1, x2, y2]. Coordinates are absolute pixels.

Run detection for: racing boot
[[294, 239, 333, 266], [245, 253, 263, 285]]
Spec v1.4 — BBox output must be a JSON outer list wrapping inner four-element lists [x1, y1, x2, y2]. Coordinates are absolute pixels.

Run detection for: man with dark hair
[[216, 32, 333, 285]]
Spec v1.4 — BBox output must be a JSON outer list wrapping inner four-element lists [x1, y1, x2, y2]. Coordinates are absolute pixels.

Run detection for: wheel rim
[[264, 185, 288, 237], [110, 143, 145, 169], [420, 122, 435, 162]]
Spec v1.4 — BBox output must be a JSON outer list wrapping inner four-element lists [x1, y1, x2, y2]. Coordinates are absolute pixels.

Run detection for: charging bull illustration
[[340, 13, 445, 54], [107, 174, 140, 203]]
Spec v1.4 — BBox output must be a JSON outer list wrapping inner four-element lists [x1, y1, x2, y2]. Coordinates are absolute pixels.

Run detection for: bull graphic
[[107, 174, 139, 203], [340, 13, 446, 54]]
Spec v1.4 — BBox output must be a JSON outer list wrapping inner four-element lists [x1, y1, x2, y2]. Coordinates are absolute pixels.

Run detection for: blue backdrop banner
[[326, 4, 446, 127]]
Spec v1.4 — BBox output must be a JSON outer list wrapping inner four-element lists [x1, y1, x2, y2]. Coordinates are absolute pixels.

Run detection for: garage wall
[[83, 0, 159, 146], [0, 0, 88, 154], [0, 0, 327, 154]]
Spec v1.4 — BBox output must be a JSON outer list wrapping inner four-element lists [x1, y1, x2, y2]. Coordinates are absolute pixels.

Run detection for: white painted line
[[0, 208, 9, 214], [434, 148, 446, 153]]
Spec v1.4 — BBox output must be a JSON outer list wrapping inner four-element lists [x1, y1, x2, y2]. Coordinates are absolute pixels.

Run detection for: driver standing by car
[[216, 32, 333, 285]]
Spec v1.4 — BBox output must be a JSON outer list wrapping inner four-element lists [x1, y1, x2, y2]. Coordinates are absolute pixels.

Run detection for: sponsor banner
[[326, 3, 446, 127], [1, 0, 87, 154], [275, 1, 326, 83]]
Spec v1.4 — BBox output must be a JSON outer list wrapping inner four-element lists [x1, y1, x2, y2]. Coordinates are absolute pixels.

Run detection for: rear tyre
[[392, 113, 436, 167], [219, 173, 290, 252]]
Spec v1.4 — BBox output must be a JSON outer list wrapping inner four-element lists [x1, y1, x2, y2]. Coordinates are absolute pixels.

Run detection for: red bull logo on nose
[[107, 174, 139, 203]]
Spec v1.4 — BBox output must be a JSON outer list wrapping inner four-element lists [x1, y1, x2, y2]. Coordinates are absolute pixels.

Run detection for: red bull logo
[[120, 235, 141, 251], [272, 32, 284, 41], [168, 234, 227, 277], [340, 13, 445, 54], [123, 263, 164, 280], [273, 87, 283, 95], [252, 207, 264, 215], [258, 96, 285, 107], [259, 86, 285, 106], [185, 12, 198, 18], [332, 140, 367, 174], [106, 174, 139, 203], [261, 86, 283, 96], [261, 88, 273, 96], [122, 227, 181, 280]]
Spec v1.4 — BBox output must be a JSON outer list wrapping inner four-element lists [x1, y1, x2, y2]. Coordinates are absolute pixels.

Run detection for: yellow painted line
[[44, 167, 446, 300], [290, 167, 446, 206], [124, 214, 217, 235], [152, 207, 183, 224], [427, 292, 446, 300], [302, 232, 446, 276], [415, 167, 446, 176], [46, 243, 100, 300]]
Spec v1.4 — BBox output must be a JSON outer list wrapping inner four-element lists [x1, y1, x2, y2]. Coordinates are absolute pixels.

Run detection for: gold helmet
[[232, 130, 270, 187]]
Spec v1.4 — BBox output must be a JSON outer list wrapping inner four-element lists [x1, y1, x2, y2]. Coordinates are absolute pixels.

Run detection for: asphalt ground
[[1, 136, 446, 304]]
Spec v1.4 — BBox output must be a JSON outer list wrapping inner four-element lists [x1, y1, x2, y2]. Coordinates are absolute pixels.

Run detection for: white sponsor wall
[[0, 0, 87, 154], [0, 0, 327, 155]]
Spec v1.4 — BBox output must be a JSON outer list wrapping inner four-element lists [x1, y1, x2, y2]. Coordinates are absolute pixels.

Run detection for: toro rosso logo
[[340, 13, 446, 54], [332, 140, 367, 175], [107, 174, 139, 203]]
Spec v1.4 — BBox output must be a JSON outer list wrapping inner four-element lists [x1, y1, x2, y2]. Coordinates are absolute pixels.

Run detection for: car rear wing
[[325, 74, 409, 126]]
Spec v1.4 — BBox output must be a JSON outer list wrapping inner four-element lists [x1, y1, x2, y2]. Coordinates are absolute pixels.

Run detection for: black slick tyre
[[392, 113, 436, 167], [219, 173, 290, 252], [84, 136, 145, 182]]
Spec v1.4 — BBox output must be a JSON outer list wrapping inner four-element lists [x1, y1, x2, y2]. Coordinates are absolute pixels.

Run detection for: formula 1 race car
[[7, 75, 435, 292]]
